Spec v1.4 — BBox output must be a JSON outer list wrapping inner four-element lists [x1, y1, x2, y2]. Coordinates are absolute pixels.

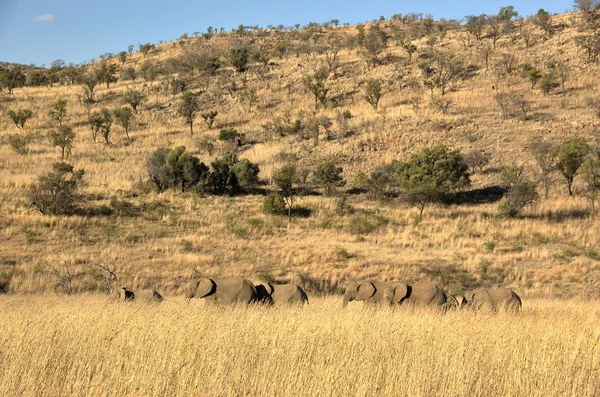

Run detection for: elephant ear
[[196, 278, 216, 298], [355, 282, 376, 301], [393, 283, 409, 303]]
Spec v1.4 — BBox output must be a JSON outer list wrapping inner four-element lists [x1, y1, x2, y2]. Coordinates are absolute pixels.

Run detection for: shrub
[[364, 79, 382, 110], [123, 89, 144, 113], [47, 99, 67, 125], [218, 128, 241, 145], [146, 146, 210, 193], [230, 158, 260, 187], [312, 162, 344, 195], [48, 126, 75, 159], [228, 46, 250, 73], [262, 193, 286, 215], [201, 110, 218, 129], [7, 108, 33, 129], [178, 91, 199, 135], [8, 134, 30, 155], [556, 137, 590, 196], [497, 166, 539, 217], [88, 108, 112, 144], [28, 162, 85, 215]]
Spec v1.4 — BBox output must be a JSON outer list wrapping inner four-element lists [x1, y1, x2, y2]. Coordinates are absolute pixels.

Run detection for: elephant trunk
[[342, 293, 352, 308]]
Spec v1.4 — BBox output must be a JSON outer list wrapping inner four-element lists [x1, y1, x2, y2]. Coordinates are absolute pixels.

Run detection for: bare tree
[[93, 262, 118, 295], [45, 258, 73, 295]]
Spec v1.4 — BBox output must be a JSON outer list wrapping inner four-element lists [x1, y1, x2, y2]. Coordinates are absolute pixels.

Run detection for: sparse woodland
[[1, 9, 600, 297]]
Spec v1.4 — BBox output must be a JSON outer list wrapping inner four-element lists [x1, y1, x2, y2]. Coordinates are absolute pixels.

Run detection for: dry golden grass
[[1, 295, 600, 396]]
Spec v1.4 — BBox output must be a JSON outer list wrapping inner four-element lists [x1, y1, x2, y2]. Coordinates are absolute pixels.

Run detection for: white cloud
[[34, 14, 56, 22]]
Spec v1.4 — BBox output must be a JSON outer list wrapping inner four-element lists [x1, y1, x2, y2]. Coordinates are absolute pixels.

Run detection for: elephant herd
[[113, 277, 522, 312], [343, 280, 522, 311]]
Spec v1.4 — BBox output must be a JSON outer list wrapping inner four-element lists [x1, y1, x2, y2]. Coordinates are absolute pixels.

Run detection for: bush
[[7, 108, 33, 129], [8, 134, 30, 155], [230, 158, 260, 187], [28, 162, 85, 215], [262, 193, 286, 215], [312, 162, 344, 195], [347, 215, 387, 235], [228, 46, 250, 73], [48, 126, 75, 159], [123, 89, 144, 113], [497, 166, 539, 217], [218, 128, 241, 145], [146, 147, 209, 192]]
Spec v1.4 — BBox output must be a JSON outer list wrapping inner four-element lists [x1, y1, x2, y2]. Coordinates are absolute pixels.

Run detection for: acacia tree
[[497, 166, 539, 217], [312, 162, 344, 195], [393, 145, 470, 220], [89, 108, 112, 143], [273, 164, 300, 222], [0, 68, 26, 94], [556, 137, 590, 196], [7, 109, 33, 129], [303, 67, 329, 111], [48, 98, 68, 125], [123, 89, 144, 113], [113, 107, 134, 140], [94, 61, 119, 88], [364, 79, 383, 110], [356, 23, 389, 68], [49, 126, 76, 159], [531, 138, 558, 198], [178, 91, 199, 135], [582, 157, 600, 213]]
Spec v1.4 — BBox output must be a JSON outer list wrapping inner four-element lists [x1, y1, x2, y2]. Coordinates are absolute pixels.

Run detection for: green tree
[[113, 107, 134, 140], [94, 61, 119, 89], [498, 5, 519, 21], [28, 162, 85, 215], [81, 74, 98, 103], [582, 157, 600, 213], [556, 137, 590, 196], [201, 110, 218, 129], [7, 109, 33, 129], [0, 68, 26, 94], [209, 155, 241, 195], [117, 51, 128, 65], [8, 134, 30, 155], [356, 23, 389, 68], [274, 164, 300, 221], [230, 157, 260, 187], [312, 162, 344, 195], [123, 89, 144, 113], [228, 46, 250, 73], [49, 126, 76, 159], [531, 138, 558, 198], [533, 9, 553, 36], [303, 67, 329, 111], [178, 91, 199, 135], [497, 166, 539, 217], [139, 43, 155, 57], [262, 193, 286, 215], [393, 145, 470, 220], [48, 98, 68, 126], [403, 42, 418, 63], [364, 79, 383, 110], [146, 146, 209, 192], [465, 14, 487, 41], [539, 73, 558, 96], [89, 108, 112, 143]]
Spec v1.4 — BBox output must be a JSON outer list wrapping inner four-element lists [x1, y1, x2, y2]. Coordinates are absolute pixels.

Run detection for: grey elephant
[[463, 287, 522, 311], [185, 277, 257, 304], [342, 280, 395, 308], [113, 287, 163, 303], [255, 283, 309, 305], [383, 282, 447, 307]]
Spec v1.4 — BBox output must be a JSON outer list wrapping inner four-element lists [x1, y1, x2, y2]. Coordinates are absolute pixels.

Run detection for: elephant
[[342, 280, 395, 308], [383, 282, 447, 307], [185, 277, 257, 304], [255, 283, 309, 305], [463, 288, 522, 311], [113, 287, 163, 303]]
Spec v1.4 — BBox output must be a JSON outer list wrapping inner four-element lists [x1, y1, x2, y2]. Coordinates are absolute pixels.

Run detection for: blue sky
[[0, 0, 572, 67]]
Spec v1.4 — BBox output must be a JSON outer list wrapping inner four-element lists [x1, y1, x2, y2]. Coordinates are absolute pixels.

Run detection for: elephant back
[[406, 282, 447, 306], [212, 277, 257, 304], [271, 283, 309, 305]]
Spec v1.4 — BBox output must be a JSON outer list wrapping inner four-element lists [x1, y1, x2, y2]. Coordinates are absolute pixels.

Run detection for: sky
[[0, 0, 572, 67]]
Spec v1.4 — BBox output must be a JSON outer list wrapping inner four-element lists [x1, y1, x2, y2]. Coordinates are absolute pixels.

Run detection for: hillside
[[1, 10, 600, 297]]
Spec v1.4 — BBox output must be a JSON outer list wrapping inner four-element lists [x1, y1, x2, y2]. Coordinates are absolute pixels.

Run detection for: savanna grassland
[[1, 8, 600, 395], [1, 295, 600, 397]]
